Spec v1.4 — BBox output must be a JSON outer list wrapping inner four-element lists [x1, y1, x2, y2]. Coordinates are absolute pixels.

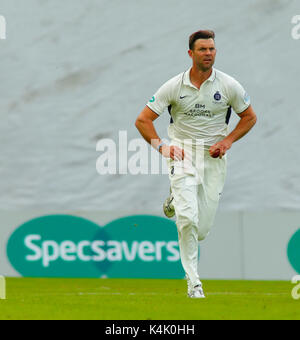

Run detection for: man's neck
[[189, 66, 213, 89]]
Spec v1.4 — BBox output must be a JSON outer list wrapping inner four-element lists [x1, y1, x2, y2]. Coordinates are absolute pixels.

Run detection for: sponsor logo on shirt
[[149, 96, 155, 103], [185, 104, 213, 118], [244, 93, 250, 105]]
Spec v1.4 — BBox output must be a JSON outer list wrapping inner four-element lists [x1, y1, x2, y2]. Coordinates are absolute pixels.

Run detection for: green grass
[[0, 278, 299, 320]]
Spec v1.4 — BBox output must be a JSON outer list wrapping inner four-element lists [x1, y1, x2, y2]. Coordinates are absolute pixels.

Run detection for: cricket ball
[[211, 149, 220, 158]]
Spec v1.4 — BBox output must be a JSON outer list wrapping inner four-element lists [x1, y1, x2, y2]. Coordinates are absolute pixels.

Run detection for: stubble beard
[[196, 59, 215, 73]]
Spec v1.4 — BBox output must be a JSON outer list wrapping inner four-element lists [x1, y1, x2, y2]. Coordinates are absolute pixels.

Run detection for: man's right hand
[[160, 145, 185, 161], [135, 106, 184, 161]]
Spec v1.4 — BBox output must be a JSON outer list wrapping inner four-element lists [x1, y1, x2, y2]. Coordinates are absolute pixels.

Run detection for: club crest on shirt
[[214, 91, 222, 101]]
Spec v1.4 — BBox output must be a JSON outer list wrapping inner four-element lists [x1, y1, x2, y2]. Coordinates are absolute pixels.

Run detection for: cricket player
[[135, 30, 257, 298]]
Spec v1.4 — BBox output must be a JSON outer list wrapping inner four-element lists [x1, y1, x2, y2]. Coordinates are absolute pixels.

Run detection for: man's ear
[[188, 49, 193, 58]]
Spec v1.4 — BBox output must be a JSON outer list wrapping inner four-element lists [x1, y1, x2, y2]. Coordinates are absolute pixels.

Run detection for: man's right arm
[[135, 106, 184, 160]]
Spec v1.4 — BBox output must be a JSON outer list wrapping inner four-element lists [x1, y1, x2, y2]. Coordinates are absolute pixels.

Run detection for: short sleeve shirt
[[146, 68, 250, 146]]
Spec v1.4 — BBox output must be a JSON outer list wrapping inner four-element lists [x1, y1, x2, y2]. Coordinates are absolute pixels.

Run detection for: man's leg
[[197, 153, 227, 241], [170, 172, 201, 288]]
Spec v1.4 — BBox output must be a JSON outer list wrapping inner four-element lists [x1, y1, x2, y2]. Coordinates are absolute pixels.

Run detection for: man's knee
[[177, 214, 198, 234], [197, 223, 213, 241], [198, 230, 209, 241]]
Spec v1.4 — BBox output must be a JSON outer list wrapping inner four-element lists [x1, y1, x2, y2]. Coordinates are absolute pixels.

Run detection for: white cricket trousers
[[167, 142, 227, 288]]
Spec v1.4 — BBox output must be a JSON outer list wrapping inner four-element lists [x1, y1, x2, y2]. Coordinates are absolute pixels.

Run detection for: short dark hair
[[189, 30, 215, 50]]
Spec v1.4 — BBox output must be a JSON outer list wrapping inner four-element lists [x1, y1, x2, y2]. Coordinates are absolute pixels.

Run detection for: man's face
[[188, 38, 216, 71]]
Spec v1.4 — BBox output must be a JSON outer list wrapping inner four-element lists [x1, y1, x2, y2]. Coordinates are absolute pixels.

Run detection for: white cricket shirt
[[146, 67, 251, 146]]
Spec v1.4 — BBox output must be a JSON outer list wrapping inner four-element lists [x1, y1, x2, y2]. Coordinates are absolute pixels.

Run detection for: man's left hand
[[209, 139, 232, 159]]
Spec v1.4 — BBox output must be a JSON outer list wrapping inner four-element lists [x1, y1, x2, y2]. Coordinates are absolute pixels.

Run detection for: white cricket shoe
[[163, 190, 175, 218], [188, 284, 206, 299]]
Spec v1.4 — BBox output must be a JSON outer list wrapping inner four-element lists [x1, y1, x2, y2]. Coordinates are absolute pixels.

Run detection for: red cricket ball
[[211, 149, 220, 158]]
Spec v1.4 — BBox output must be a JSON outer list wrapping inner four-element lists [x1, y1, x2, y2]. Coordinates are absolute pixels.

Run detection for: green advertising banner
[[7, 214, 184, 279], [287, 229, 300, 274]]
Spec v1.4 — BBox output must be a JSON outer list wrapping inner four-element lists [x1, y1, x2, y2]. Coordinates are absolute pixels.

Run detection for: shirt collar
[[183, 67, 216, 88]]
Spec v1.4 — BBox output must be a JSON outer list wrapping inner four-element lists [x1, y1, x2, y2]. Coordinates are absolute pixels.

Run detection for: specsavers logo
[[287, 229, 300, 274], [7, 215, 183, 278]]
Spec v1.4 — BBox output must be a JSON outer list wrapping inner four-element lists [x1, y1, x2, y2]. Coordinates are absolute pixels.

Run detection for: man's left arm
[[209, 105, 257, 158]]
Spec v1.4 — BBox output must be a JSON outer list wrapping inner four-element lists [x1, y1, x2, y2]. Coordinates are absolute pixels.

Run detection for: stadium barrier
[[0, 210, 299, 280]]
